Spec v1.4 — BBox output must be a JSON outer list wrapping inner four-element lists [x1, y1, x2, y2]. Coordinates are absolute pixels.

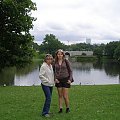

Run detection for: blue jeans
[[41, 83, 53, 115]]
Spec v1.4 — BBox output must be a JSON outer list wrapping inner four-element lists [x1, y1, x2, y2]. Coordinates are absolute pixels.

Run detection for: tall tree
[[105, 41, 119, 58], [39, 34, 65, 56], [0, 0, 36, 68], [32, 42, 40, 51], [93, 47, 103, 59], [114, 44, 120, 61]]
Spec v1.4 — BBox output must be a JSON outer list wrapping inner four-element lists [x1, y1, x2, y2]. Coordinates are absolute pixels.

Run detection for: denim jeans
[[41, 83, 53, 115]]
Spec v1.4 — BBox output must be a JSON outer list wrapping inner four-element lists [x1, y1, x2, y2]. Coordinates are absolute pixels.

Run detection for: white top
[[39, 62, 54, 86]]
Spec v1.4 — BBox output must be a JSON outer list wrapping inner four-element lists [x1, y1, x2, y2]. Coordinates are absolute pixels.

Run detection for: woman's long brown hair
[[55, 49, 65, 63]]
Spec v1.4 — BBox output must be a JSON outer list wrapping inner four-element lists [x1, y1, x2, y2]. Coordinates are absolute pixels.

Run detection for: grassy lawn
[[0, 85, 120, 120]]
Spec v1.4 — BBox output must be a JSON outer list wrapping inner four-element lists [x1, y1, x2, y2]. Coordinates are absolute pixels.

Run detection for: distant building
[[86, 38, 91, 44], [65, 51, 93, 56]]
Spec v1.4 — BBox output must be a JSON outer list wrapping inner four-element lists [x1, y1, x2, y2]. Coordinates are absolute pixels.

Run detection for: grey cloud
[[31, 29, 89, 43], [101, 34, 120, 40], [31, 28, 120, 44], [31, 20, 120, 43], [31, 0, 120, 44], [46, 22, 65, 31], [57, 34, 86, 42], [77, 24, 95, 30]]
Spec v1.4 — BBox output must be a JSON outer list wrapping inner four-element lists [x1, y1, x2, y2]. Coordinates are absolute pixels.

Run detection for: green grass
[[0, 85, 120, 120]]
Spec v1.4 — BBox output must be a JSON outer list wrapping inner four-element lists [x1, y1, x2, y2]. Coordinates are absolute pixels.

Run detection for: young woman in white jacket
[[39, 54, 54, 117]]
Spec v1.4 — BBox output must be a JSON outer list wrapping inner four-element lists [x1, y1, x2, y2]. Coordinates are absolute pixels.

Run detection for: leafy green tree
[[114, 44, 120, 61], [39, 34, 65, 56], [32, 42, 40, 51], [70, 43, 94, 51], [0, 0, 36, 68], [93, 47, 103, 59], [105, 41, 119, 58]]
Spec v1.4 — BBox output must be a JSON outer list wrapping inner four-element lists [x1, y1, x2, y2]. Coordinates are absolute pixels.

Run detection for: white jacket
[[39, 62, 54, 86]]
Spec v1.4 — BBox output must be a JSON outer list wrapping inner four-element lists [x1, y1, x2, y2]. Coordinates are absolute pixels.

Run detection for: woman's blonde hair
[[44, 54, 53, 62], [55, 49, 65, 62]]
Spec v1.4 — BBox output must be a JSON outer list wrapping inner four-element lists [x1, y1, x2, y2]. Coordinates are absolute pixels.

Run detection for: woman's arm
[[65, 59, 73, 81], [52, 63, 59, 83]]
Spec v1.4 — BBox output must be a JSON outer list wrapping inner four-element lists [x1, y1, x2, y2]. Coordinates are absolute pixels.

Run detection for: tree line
[[33, 34, 120, 61]]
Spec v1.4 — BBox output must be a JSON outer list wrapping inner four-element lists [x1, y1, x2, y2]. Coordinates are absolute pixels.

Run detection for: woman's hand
[[55, 79, 59, 83], [67, 80, 71, 84]]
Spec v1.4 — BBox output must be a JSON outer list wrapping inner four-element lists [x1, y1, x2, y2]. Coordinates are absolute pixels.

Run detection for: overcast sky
[[30, 0, 120, 45]]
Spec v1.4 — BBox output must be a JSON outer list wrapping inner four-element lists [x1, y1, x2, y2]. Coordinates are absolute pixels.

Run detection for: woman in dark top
[[54, 49, 73, 113]]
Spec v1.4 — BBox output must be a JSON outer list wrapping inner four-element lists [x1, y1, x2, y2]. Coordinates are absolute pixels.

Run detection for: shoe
[[66, 108, 70, 113], [43, 114, 50, 117], [58, 108, 63, 113], [48, 112, 53, 114]]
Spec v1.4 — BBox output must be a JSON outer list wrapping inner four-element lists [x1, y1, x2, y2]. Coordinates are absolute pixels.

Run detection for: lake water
[[0, 60, 120, 86]]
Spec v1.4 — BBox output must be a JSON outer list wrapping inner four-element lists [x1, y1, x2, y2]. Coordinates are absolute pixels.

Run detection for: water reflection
[[0, 67, 15, 86], [0, 60, 120, 86], [0, 60, 41, 86], [14, 67, 40, 86], [72, 61, 120, 85]]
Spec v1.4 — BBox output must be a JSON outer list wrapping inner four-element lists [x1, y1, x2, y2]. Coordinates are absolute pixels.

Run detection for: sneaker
[[66, 108, 70, 113], [58, 108, 63, 113], [43, 114, 50, 117], [48, 112, 53, 114]]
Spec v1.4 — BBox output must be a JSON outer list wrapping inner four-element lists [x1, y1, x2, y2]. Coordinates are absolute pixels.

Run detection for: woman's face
[[57, 51, 64, 60], [46, 56, 53, 65]]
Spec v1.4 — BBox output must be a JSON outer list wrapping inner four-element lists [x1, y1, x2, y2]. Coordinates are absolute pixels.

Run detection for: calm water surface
[[0, 60, 120, 86]]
